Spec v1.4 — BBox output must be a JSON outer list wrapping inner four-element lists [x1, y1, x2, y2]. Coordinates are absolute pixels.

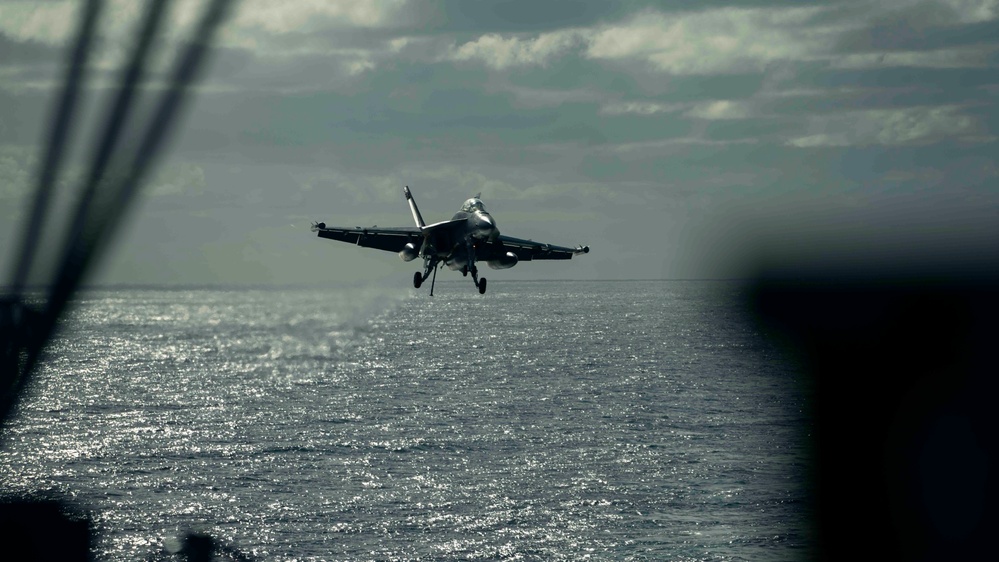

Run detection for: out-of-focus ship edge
[[744, 254, 996, 560], [0, 1, 254, 560]]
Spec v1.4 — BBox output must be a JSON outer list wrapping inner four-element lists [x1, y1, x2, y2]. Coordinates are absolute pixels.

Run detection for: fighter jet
[[311, 186, 589, 294]]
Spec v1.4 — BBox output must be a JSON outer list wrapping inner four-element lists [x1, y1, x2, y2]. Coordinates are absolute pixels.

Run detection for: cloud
[[584, 7, 837, 74], [233, 0, 409, 34], [0, 0, 214, 48], [606, 137, 759, 155], [830, 46, 998, 69], [501, 85, 603, 109], [599, 101, 681, 116], [874, 106, 981, 144], [600, 99, 755, 119], [787, 106, 991, 147], [0, 1, 233, 91], [147, 162, 207, 198], [580, 2, 999, 74], [202, 2, 426, 87], [939, 0, 999, 22], [685, 100, 754, 120], [448, 30, 581, 69], [443, 8, 834, 74], [0, 0, 410, 88], [0, 1, 78, 46]]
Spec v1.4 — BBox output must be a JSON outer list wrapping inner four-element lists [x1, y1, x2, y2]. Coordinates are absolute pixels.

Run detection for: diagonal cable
[[1, 0, 103, 433], [8, 0, 103, 296], [2, 0, 233, 433], [45, 0, 233, 332], [54, 0, 173, 299]]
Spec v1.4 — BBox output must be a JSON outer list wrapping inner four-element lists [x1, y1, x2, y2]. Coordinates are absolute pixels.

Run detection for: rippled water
[[1, 280, 811, 560]]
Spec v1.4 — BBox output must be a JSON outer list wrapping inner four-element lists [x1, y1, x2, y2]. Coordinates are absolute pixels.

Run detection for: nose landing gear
[[469, 262, 486, 294]]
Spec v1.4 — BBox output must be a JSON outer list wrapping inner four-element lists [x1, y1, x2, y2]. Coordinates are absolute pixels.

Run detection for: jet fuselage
[[439, 197, 499, 270], [313, 187, 588, 295]]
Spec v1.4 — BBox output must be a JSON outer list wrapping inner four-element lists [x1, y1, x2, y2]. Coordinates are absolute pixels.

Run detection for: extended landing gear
[[466, 242, 486, 295], [415, 256, 441, 295], [469, 263, 486, 295], [413, 253, 487, 295]]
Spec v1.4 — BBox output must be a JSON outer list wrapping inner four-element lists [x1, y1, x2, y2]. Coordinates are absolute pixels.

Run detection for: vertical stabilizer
[[404, 186, 426, 229]]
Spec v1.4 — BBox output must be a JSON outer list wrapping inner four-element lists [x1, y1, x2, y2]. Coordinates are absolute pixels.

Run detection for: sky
[[1, 0, 997, 286]]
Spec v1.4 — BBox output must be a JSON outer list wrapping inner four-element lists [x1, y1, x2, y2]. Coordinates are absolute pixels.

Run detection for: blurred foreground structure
[[0, 1, 247, 560], [746, 261, 994, 560]]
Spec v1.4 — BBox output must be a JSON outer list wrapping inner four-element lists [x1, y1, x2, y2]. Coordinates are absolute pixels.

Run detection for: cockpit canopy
[[461, 197, 485, 213]]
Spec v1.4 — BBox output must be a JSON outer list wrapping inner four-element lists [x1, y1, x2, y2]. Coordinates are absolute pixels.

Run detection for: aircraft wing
[[486, 235, 589, 261], [312, 223, 421, 253]]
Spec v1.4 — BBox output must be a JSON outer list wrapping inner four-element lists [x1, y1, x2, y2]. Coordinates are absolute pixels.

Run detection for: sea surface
[[1, 280, 812, 561]]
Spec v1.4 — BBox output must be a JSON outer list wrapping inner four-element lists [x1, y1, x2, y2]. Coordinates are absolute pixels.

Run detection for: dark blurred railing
[[0, 1, 254, 560]]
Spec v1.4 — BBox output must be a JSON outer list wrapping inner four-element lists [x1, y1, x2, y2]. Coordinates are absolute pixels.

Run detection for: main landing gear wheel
[[478, 277, 487, 294], [413, 271, 423, 288]]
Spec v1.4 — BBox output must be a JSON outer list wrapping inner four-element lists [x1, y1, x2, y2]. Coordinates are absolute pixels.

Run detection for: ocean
[[1, 280, 812, 561]]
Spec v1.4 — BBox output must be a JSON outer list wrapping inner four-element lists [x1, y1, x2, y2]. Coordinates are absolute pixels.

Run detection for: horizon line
[[2, 278, 748, 292]]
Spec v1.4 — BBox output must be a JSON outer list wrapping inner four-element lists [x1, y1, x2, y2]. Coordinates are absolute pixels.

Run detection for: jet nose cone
[[474, 213, 496, 238]]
